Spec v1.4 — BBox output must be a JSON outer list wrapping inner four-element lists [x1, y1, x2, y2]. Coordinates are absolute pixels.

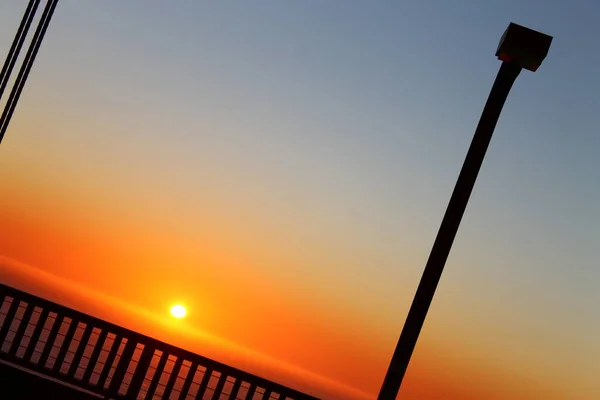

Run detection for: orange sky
[[0, 174, 560, 399], [1, 257, 503, 400]]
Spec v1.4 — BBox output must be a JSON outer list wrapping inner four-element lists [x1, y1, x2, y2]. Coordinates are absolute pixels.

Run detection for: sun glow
[[170, 304, 187, 319]]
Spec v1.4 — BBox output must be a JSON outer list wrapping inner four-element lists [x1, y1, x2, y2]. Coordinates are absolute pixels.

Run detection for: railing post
[[212, 373, 228, 398], [67, 323, 94, 378], [52, 319, 78, 373], [229, 378, 242, 399], [81, 329, 108, 383], [126, 343, 154, 398], [0, 286, 7, 302], [0, 298, 19, 344], [161, 356, 183, 399], [195, 367, 213, 399], [22, 308, 49, 361], [7, 302, 34, 357], [38, 314, 64, 368], [96, 334, 123, 389], [245, 383, 257, 400], [179, 360, 199, 398], [108, 338, 137, 396], [145, 350, 169, 398]]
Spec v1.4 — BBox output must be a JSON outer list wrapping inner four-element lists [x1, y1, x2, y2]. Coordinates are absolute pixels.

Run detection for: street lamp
[[377, 22, 552, 400]]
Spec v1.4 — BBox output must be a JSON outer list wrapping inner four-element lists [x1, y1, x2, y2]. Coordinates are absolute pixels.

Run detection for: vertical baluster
[[96, 334, 122, 389], [179, 361, 199, 399], [81, 329, 107, 383], [107, 338, 137, 395], [52, 318, 78, 373], [262, 388, 272, 400], [161, 356, 183, 400], [126, 344, 155, 397], [245, 383, 257, 400], [194, 367, 214, 399], [212, 373, 228, 398], [146, 350, 169, 398], [229, 378, 242, 400], [67, 323, 93, 378], [22, 308, 49, 361], [0, 298, 19, 344], [38, 314, 64, 368], [7, 302, 34, 357]]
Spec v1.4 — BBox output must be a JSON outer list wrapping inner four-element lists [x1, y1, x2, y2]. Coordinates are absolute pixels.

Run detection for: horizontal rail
[[0, 282, 319, 400]]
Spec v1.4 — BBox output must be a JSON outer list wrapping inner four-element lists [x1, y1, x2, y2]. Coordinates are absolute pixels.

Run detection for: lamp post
[[377, 23, 552, 400]]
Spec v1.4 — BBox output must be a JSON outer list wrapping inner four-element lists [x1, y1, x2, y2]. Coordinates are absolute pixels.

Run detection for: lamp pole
[[377, 23, 552, 400]]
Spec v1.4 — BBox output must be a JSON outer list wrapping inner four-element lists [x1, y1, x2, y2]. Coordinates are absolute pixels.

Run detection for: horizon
[[1, 1, 599, 399], [0, 256, 373, 400]]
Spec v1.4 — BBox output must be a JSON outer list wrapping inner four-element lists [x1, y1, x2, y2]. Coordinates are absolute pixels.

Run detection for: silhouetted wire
[[0, 0, 59, 145], [0, 0, 40, 101]]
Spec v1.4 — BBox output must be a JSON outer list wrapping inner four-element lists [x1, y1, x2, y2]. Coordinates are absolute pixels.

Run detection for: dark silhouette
[[377, 23, 552, 400], [0, 0, 59, 145], [0, 283, 319, 400]]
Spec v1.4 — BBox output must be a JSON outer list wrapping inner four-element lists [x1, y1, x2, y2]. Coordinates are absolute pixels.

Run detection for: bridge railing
[[0, 283, 319, 400]]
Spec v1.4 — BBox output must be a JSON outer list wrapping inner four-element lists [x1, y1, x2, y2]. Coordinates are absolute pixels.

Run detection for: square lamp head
[[496, 23, 553, 72]]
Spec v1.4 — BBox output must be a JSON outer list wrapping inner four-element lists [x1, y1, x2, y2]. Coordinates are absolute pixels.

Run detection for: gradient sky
[[1, 1, 599, 399]]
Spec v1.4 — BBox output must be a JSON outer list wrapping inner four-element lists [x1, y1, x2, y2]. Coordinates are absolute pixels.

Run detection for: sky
[[0, 1, 599, 399]]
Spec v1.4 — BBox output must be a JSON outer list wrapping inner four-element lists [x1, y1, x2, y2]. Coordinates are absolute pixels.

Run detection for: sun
[[170, 304, 187, 319]]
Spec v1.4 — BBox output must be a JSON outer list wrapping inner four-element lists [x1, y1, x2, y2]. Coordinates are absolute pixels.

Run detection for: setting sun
[[170, 304, 187, 319]]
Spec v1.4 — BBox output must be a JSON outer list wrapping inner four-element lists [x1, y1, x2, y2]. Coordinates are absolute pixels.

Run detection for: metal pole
[[377, 61, 522, 400]]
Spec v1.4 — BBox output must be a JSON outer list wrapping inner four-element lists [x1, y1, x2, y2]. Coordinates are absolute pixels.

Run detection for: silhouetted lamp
[[496, 22, 553, 72], [377, 23, 552, 400]]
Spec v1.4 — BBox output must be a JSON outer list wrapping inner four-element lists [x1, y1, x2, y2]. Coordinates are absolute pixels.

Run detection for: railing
[[0, 283, 319, 400]]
